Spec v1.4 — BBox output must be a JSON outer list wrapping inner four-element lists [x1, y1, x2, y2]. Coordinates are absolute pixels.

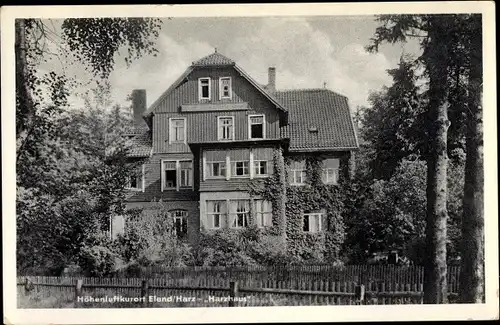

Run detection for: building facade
[[120, 51, 359, 244]]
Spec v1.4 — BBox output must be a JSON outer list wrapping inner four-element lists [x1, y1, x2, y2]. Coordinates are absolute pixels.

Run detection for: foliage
[[360, 57, 427, 179], [16, 17, 162, 273], [113, 204, 194, 272], [195, 227, 294, 267], [344, 154, 465, 265], [78, 228, 119, 277], [366, 14, 482, 303], [250, 149, 347, 264], [16, 83, 140, 273], [62, 18, 162, 79]]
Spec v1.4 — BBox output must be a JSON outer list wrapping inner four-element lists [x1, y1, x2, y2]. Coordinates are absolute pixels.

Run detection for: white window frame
[[198, 77, 211, 101], [219, 77, 232, 100], [229, 200, 250, 229], [168, 117, 187, 144], [254, 199, 273, 228], [206, 200, 226, 229], [290, 161, 307, 186], [217, 116, 235, 141], [125, 164, 145, 192], [161, 159, 194, 192], [322, 158, 340, 185], [231, 160, 250, 178], [170, 210, 188, 238], [253, 160, 269, 178], [322, 168, 340, 185], [206, 161, 227, 179], [179, 161, 193, 189], [248, 114, 266, 140], [302, 213, 323, 233]]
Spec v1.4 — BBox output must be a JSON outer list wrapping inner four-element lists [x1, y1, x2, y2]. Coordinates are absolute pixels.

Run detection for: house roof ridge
[[276, 88, 348, 98]]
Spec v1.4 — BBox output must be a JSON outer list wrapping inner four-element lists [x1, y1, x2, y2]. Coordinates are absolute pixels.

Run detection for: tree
[[15, 18, 162, 273], [458, 15, 484, 303], [367, 14, 484, 303], [16, 82, 141, 273], [367, 14, 461, 303], [360, 57, 426, 180], [15, 18, 161, 151]]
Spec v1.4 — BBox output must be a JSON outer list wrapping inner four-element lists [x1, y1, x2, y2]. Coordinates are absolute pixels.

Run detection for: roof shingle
[[192, 52, 235, 66], [275, 89, 358, 151], [126, 131, 152, 157]]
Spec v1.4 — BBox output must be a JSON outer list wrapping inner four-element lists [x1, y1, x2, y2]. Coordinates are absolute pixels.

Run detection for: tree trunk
[[459, 16, 484, 303], [423, 20, 450, 304], [15, 19, 35, 151]]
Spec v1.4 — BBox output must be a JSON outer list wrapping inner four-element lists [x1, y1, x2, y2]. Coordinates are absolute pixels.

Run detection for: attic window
[[308, 127, 318, 133], [219, 77, 232, 99]]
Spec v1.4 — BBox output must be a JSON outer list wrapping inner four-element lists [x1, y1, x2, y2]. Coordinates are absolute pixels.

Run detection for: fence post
[[229, 281, 239, 307], [74, 279, 83, 308], [24, 278, 33, 295], [141, 279, 149, 307], [355, 284, 365, 305]]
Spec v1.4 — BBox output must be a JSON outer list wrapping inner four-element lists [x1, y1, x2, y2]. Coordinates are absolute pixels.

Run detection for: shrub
[[78, 228, 119, 277], [113, 205, 194, 271], [196, 227, 297, 267]]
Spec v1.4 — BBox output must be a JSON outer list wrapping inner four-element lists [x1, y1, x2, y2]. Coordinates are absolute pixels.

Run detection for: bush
[[113, 205, 194, 270], [196, 227, 296, 267], [78, 228, 119, 277]]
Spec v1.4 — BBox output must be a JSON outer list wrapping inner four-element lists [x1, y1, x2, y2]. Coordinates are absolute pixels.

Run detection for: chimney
[[131, 89, 147, 127], [267, 67, 276, 92]]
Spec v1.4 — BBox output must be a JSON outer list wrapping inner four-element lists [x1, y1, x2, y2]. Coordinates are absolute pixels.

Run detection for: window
[[229, 200, 249, 228], [253, 160, 269, 176], [218, 116, 234, 141], [199, 78, 211, 100], [255, 200, 272, 228], [219, 77, 232, 99], [162, 160, 193, 191], [322, 158, 340, 185], [290, 160, 307, 185], [179, 161, 193, 188], [206, 200, 226, 229], [163, 161, 177, 190], [126, 165, 143, 191], [207, 161, 226, 178], [169, 118, 186, 143], [171, 210, 188, 238], [303, 213, 323, 233], [231, 161, 250, 177], [249, 115, 265, 139]]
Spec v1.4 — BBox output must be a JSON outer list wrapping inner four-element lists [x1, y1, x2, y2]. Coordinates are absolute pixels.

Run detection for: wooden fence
[[17, 265, 461, 308], [113, 264, 461, 293]]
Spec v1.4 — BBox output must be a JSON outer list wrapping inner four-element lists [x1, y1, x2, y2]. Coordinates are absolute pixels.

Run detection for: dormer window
[[219, 77, 232, 99], [199, 77, 211, 100]]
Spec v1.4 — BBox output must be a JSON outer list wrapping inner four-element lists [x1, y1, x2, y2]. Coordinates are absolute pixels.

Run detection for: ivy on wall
[[250, 149, 348, 263]]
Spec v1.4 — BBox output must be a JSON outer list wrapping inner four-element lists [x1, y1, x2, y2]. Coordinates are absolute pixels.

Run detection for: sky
[[40, 16, 422, 112]]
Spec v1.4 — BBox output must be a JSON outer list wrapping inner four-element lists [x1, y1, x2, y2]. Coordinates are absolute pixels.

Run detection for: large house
[[114, 50, 359, 244]]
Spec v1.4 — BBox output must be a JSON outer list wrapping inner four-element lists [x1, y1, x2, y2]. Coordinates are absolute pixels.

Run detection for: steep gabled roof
[[143, 51, 287, 117], [275, 89, 359, 151]]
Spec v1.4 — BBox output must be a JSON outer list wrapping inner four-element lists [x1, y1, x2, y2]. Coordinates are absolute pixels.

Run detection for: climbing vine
[[250, 149, 348, 263]]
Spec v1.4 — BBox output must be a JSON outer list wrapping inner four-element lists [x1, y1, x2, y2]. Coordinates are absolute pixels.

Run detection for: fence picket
[[18, 265, 460, 307]]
